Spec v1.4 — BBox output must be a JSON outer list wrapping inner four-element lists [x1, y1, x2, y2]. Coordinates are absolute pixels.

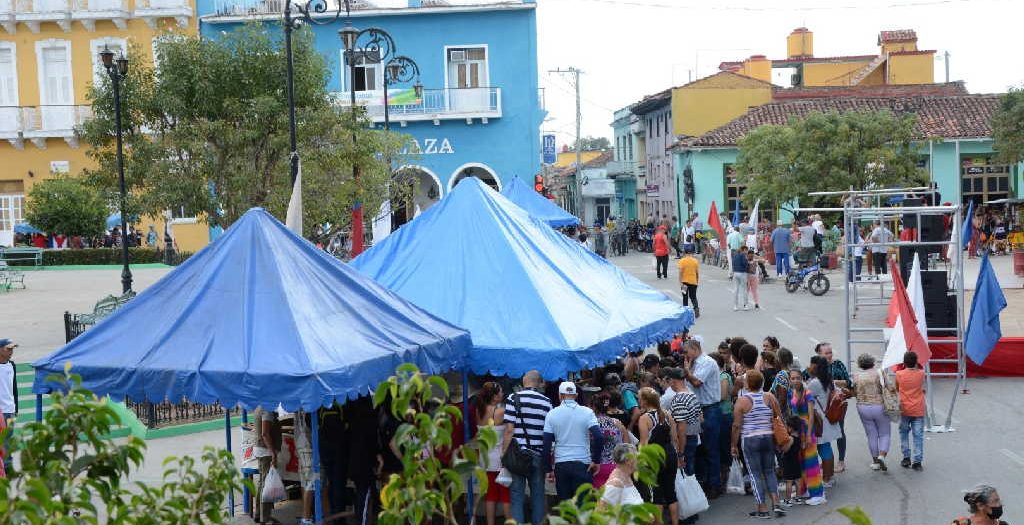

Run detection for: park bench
[[0, 247, 43, 267], [0, 261, 26, 291], [63, 291, 137, 342]]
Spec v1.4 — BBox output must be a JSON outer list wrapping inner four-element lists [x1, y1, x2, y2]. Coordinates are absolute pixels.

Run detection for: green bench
[[64, 291, 137, 342], [0, 247, 43, 267], [0, 261, 25, 291]]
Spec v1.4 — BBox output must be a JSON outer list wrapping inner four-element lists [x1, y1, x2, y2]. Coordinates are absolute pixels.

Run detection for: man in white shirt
[[0, 339, 18, 471], [797, 219, 818, 265], [542, 382, 602, 501], [683, 338, 723, 497], [869, 221, 894, 275]]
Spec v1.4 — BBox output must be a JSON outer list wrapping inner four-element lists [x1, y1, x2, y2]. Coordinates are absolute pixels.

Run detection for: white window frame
[[169, 205, 197, 224], [90, 37, 127, 87], [443, 44, 489, 91], [34, 39, 74, 107], [0, 42, 19, 108], [338, 49, 384, 95]]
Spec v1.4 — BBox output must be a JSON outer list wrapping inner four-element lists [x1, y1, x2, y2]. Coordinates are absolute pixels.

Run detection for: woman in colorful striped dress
[[788, 368, 826, 506]]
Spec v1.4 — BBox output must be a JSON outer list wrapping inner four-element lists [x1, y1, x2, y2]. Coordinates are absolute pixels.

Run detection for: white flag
[[906, 253, 929, 343], [747, 199, 760, 230], [285, 159, 303, 235], [372, 200, 392, 244]]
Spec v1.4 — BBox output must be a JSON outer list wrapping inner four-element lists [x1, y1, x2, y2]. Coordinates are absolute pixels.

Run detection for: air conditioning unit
[[450, 50, 466, 62], [790, 73, 802, 87]]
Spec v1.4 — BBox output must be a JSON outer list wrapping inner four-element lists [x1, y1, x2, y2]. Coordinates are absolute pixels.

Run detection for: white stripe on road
[[1000, 449, 1024, 468], [775, 316, 798, 331]]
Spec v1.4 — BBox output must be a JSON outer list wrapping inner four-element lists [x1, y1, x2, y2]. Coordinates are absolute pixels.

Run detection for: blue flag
[[732, 200, 740, 228], [964, 253, 1006, 365], [961, 200, 974, 249]]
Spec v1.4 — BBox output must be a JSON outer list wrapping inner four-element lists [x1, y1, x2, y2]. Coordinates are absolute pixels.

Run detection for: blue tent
[[500, 176, 579, 227], [14, 223, 43, 234], [33, 208, 472, 411], [352, 177, 693, 380]]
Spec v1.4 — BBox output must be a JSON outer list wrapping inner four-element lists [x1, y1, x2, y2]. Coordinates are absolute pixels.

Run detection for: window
[[447, 47, 487, 89], [627, 135, 633, 161], [170, 205, 196, 221], [725, 164, 774, 225], [961, 155, 1011, 207], [90, 38, 127, 87], [352, 49, 381, 92], [648, 118, 652, 138], [0, 44, 17, 134], [664, 112, 669, 135]]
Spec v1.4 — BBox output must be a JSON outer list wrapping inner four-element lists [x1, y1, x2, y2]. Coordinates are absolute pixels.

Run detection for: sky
[[534, 0, 1024, 147]]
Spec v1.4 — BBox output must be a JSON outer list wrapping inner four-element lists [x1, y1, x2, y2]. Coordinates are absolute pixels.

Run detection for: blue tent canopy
[[14, 223, 43, 234], [33, 208, 472, 411], [500, 176, 579, 228], [352, 178, 693, 380]]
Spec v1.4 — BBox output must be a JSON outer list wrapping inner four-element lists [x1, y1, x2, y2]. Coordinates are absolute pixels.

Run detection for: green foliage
[[24, 176, 108, 238], [838, 506, 873, 524], [548, 445, 664, 525], [80, 24, 412, 243], [0, 368, 250, 524], [574, 136, 612, 152], [992, 87, 1024, 165], [4, 248, 192, 266], [735, 110, 927, 209]]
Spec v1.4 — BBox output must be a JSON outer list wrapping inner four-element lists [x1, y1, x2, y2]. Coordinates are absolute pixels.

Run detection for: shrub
[[2, 248, 194, 266]]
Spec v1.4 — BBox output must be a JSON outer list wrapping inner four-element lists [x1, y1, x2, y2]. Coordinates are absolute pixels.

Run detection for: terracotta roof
[[631, 89, 672, 115], [878, 29, 918, 44], [680, 94, 1000, 148], [889, 49, 936, 56], [771, 54, 878, 64], [772, 82, 967, 100]]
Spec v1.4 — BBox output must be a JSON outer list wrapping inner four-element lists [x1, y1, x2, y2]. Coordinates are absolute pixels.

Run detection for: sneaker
[[793, 496, 807, 505], [823, 480, 835, 488], [912, 462, 923, 471], [774, 507, 787, 518], [754, 304, 760, 310], [748, 511, 771, 519], [878, 458, 888, 471], [901, 458, 912, 468], [869, 459, 881, 471], [805, 496, 827, 506], [780, 499, 794, 508], [743, 305, 751, 311]]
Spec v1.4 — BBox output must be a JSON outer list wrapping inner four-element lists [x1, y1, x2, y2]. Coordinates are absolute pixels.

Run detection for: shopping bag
[[726, 459, 746, 495], [495, 468, 513, 488], [675, 470, 709, 518], [261, 466, 287, 503]]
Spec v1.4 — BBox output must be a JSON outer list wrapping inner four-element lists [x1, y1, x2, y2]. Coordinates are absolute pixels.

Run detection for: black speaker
[[898, 247, 931, 284], [903, 198, 923, 229], [920, 215, 944, 242], [924, 295, 957, 336]]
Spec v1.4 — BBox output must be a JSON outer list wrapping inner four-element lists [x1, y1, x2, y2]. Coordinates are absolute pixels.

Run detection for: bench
[[64, 291, 137, 342], [0, 247, 43, 267], [0, 261, 25, 291]]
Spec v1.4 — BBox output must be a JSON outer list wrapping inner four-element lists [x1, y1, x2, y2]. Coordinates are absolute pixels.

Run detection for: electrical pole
[[550, 67, 583, 218], [944, 50, 950, 83]]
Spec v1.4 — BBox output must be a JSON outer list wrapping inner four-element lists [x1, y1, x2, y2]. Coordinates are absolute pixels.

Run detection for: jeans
[[554, 461, 592, 501], [837, 419, 847, 462], [681, 283, 699, 311], [857, 404, 891, 458], [682, 434, 699, 476], [775, 252, 791, 276], [696, 405, 722, 489], [848, 256, 863, 282], [899, 416, 924, 463], [733, 274, 749, 309], [510, 452, 546, 525], [656, 255, 669, 278], [2, 413, 13, 471], [742, 434, 778, 505]]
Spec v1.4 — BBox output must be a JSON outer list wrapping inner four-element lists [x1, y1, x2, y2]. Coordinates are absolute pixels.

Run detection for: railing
[[72, 0, 127, 11], [15, 0, 69, 14], [211, 0, 284, 16], [0, 0, 14, 15], [135, 0, 190, 11], [336, 87, 502, 120], [20, 105, 93, 134]]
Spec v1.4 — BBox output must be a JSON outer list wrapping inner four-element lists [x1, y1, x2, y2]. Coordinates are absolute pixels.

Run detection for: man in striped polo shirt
[[502, 370, 552, 525]]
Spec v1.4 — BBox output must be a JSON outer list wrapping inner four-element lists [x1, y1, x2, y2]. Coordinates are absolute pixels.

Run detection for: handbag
[[824, 388, 848, 424], [879, 369, 901, 421], [501, 392, 537, 477], [676, 470, 710, 518], [767, 395, 789, 447]]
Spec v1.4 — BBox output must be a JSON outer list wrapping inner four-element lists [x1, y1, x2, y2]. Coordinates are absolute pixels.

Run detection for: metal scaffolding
[[794, 186, 965, 432]]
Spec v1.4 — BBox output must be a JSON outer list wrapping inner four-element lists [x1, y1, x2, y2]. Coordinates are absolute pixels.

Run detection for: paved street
[[2, 254, 1022, 524]]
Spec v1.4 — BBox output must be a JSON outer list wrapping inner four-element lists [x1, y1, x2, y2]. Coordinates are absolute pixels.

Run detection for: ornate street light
[[100, 45, 132, 294], [382, 55, 422, 131]]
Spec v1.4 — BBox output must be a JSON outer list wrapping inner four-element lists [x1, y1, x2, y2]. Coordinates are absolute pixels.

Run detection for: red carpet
[[930, 337, 1024, 377]]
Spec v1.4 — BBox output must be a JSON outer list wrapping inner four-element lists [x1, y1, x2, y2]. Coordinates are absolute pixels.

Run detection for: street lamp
[[382, 55, 422, 131], [100, 45, 132, 294]]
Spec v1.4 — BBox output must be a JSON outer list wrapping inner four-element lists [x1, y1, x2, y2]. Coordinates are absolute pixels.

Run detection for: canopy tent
[[14, 223, 43, 235], [500, 176, 579, 228], [352, 177, 693, 380], [33, 208, 473, 411]]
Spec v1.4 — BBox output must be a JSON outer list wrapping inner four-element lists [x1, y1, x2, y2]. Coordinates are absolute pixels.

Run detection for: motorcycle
[[785, 262, 830, 296]]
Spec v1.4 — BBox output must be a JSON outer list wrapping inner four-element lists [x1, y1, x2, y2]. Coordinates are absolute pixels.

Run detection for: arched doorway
[[449, 163, 501, 193], [391, 166, 442, 230]]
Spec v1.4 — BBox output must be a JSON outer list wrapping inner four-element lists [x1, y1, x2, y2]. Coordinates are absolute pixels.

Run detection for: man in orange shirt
[[895, 351, 926, 471], [677, 245, 700, 318], [653, 226, 670, 279]]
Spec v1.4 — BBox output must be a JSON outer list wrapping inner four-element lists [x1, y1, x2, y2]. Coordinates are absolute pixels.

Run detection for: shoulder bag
[[767, 395, 790, 448], [878, 369, 901, 421], [501, 392, 538, 476], [824, 387, 848, 424]]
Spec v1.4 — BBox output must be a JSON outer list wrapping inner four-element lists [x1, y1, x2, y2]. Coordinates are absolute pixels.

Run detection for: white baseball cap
[[558, 381, 577, 396]]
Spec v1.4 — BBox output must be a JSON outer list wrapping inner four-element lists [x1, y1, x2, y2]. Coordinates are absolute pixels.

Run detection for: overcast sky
[[534, 0, 1024, 147]]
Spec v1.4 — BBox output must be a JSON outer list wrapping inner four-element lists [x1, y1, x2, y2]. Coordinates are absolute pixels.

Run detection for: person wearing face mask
[[953, 484, 1006, 525]]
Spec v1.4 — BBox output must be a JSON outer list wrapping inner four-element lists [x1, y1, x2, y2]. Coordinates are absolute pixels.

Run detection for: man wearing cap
[[542, 381, 603, 501], [683, 338, 723, 498], [0, 339, 19, 471]]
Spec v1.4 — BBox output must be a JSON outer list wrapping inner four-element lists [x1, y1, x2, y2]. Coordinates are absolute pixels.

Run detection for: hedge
[[5, 248, 193, 266]]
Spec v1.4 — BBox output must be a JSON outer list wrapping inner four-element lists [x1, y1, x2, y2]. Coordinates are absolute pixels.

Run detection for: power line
[[542, 76, 617, 112]]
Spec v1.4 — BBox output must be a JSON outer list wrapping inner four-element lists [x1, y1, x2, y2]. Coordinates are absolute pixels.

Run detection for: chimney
[[787, 27, 813, 59], [741, 54, 771, 83]]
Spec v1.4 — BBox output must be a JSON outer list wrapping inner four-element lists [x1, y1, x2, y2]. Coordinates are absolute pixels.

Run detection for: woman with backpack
[[807, 355, 842, 487], [637, 387, 679, 525]]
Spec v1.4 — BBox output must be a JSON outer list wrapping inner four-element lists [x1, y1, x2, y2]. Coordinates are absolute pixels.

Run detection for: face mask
[[987, 506, 1003, 520]]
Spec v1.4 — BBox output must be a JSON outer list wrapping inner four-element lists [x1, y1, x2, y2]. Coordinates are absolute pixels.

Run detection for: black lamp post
[[100, 45, 132, 294], [382, 55, 422, 131]]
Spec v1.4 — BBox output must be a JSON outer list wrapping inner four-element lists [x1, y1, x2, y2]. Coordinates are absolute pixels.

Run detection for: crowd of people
[[12, 224, 162, 250]]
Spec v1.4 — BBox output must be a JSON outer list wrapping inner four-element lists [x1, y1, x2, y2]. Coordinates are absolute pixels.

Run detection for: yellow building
[[670, 71, 774, 138], [0, 0, 205, 250], [720, 27, 936, 88], [553, 149, 606, 169]]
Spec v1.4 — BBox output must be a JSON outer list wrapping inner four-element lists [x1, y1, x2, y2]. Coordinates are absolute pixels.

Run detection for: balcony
[[0, 0, 14, 33], [15, 0, 71, 33], [71, 0, 128, 30], [4, 105, 93, 149], [606, 160, 642, 178], [134, 0, 191, 28], [335, 87, 502, 125]]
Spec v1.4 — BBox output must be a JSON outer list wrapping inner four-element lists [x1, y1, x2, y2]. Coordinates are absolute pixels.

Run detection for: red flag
[[882, 260, 930, 368], [708, 201, 726, 241], [351, 202, 364, 257], [885, 260, 906, 328]]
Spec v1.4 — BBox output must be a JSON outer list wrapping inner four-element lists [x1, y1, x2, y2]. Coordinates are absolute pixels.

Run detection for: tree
[[992, 87, 1024, 165], [0, 368, 247, 524], [574, 136, 611, 152], [735, 110, 927, 210], [80, 24, 411, 242], [24, 176, 109, 237]]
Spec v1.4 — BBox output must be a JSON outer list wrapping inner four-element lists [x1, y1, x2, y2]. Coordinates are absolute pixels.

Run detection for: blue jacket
[[732, 252, 750, 273]]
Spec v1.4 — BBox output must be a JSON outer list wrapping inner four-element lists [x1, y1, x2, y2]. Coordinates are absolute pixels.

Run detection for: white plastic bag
[[261, 466, 287, 503], [675, 470, 709, 518], [726, 459, 746, 495], [495, 468, 512, 487]]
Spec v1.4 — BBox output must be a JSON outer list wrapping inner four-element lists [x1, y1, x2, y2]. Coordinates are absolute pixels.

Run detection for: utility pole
[[550, 67, 583, 218], [944, 50, 950, 83]]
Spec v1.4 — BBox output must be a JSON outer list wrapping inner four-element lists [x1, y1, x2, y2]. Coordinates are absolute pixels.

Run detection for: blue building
[[198, 0, 543, 215]]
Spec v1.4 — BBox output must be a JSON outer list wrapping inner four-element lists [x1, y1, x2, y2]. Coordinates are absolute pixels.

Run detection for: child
[[780, 415, 804, 506]]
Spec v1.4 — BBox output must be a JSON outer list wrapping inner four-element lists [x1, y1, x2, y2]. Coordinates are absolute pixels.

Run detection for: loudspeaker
[[920, 215, 944, 242], [924, 295, 957, 337], [899, 247, 931, 283], [903, 198, 923, 229]]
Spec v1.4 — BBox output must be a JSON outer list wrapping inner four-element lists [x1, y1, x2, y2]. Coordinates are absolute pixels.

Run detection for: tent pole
[[224, 410, 235, 516], [311, 412, 323, 524], [462, 369, 474, 522], [35, 394, 43, 422]]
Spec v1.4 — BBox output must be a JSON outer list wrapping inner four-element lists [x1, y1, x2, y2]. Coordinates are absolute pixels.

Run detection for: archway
[[391, 166, 443, 230], [448, 163, 501, 193]]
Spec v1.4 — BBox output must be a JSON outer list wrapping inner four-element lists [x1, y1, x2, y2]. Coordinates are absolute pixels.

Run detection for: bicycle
[[784, 261, 830, 296]]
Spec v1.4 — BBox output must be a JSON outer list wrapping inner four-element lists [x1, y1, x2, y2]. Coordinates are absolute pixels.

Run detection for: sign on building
[[542, 134, 557, 165], [646, 184, 659, 198]]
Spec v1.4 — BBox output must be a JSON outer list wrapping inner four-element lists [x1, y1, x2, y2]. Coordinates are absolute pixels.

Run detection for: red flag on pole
[[708, 200, 726, 241], [885, 260, 907, 328], [882, 260, 931, 368]]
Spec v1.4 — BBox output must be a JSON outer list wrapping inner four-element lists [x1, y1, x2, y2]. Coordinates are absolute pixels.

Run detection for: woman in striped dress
[[787, 368, 826, 506]]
